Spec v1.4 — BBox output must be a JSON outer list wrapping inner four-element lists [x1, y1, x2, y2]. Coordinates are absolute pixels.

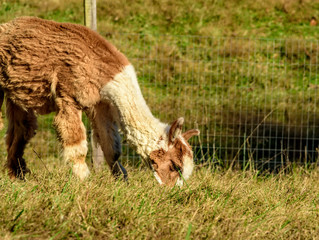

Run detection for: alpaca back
[[0, 17, 130, 112]]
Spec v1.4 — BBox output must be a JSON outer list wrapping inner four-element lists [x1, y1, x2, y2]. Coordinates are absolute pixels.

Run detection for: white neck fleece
[[100, 64, 169, 159]]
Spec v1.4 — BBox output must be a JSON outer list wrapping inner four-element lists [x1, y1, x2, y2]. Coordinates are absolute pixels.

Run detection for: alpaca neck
[[120, 110, 168, 159], [100, 65, 169, 159]]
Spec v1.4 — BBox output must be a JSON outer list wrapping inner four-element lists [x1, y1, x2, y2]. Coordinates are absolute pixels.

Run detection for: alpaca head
[[150, 117, 200, 186]]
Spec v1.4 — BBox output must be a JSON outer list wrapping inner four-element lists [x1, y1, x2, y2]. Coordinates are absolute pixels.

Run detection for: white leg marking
[[175, 178, 184, 187], [73, 162, 90, 180], [63, 140, 88, 163], [63, 140, 90, 179]]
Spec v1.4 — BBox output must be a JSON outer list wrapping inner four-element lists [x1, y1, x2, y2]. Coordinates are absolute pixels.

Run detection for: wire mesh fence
[[25, 33, 319, 170]]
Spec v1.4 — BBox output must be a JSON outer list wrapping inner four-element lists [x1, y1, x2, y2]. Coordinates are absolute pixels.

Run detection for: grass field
[[1, 0, 319, 239], [1, 162, 319, 239]]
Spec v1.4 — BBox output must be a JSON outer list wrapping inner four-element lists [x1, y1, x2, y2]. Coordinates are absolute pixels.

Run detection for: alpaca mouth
[[175, 177, 183, 186], [153, 171, 184, 187]]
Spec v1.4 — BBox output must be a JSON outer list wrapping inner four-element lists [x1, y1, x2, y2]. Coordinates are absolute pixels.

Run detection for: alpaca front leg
[[92, 121, 127, 180], [63, 139, 90, 180], [91, 131, 104, 171], [90, 103, 127, 180], [54, 104, 90, 180]]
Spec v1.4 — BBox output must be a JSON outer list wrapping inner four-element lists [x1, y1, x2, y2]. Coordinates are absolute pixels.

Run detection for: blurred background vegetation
[[1, 0, 319, 169], [1, 0, 319, 38]]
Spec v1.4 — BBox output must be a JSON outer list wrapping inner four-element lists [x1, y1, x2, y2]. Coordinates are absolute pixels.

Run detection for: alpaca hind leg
[[54, 102, 89, 179], [91, 103, 127, 180], [6, 100, 37, 179]]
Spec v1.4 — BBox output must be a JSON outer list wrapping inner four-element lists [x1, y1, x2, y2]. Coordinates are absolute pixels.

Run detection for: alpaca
[[0, 17, 199, 186]]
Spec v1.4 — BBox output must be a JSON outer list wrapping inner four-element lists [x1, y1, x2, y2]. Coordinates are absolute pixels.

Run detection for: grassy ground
[[1, 1, 319, 238], [1, 163, 319, 239]]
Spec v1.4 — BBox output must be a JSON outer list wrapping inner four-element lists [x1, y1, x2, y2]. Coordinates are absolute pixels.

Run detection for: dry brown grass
[[1, 161, 319, 239]]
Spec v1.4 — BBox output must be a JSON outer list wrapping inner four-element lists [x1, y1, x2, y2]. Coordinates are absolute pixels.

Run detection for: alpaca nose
[[175, 177, 184, 187]]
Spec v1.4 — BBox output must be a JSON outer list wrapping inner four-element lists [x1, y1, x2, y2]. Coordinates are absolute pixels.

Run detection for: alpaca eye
[[150, 159, 158, 170], [152, 163, 158, 170], [170, 161, 180, 172]]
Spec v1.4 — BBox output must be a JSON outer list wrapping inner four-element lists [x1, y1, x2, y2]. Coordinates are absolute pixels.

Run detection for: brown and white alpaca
[[0, 17, 199, 186]]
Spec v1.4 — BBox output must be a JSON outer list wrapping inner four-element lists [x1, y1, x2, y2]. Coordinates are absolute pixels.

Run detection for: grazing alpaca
[[0, 17, 199, 186]]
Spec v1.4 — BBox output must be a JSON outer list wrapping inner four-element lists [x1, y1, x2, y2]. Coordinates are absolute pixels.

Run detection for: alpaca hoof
[[119, 164, 128, 181], [73, 162, 90, 180], [113, 161, 128, 181], [9, 167, 31, 180]]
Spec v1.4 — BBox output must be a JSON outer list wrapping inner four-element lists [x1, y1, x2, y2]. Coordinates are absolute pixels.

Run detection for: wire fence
[[27, 33, 319, 170]]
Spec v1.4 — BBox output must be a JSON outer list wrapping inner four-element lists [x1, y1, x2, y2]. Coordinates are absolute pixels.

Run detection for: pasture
[[1, 0, 319, 239], [1, 161, 319, 239]]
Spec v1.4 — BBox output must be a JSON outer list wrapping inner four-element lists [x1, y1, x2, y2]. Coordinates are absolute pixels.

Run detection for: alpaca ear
[[182, 129, 200, 141], [168, 117, 184, 144]]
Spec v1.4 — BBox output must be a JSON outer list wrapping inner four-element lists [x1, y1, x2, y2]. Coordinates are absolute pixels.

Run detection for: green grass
[[1, 163, 319, 239], [1, 0, 318, 53]]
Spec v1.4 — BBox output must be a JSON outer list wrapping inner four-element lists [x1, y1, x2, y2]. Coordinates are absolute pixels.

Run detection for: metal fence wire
[[30, 34, 319, 170]]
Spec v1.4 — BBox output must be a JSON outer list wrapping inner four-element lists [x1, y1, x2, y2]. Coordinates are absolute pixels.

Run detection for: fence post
[[84, 0, 104, 169], [84, 0, 97, 31]]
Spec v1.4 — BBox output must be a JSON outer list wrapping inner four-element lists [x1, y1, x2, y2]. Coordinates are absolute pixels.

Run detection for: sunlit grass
[[1, 162, 319, 239]]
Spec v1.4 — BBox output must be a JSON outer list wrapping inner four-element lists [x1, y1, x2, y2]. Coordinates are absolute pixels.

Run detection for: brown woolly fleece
[[0, 17, 129, 179], [0, 16, 129, 112]]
